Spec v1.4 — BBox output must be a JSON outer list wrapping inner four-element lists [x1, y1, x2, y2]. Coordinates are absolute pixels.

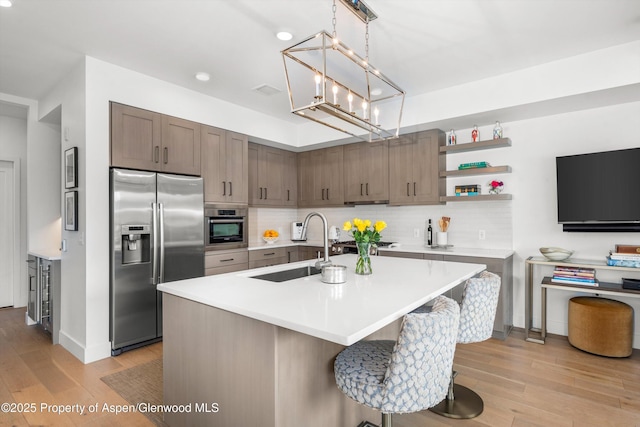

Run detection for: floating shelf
[[440, 194, 512, 202], [440, 165, 512, 178], [440, 137, 511, 153]]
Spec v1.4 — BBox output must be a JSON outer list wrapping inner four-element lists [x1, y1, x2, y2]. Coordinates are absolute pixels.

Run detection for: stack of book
[[455, 184, 481, 196], [551, 266, 597, 286], [607, 245, 640, 267], [458, 161, 491, 170]]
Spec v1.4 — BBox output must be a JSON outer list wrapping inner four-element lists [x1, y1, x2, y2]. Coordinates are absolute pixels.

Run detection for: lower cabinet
[[249, 247, 288, 269], [205, 249, 249, 276], [298, 246, 326, 262], [249, 246, 328, 269], [380, 251, 513, 339]]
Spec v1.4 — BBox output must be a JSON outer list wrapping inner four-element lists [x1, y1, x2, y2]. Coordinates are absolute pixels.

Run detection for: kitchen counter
[[28, 249, 62, 261], [378, 243, 514, 259], [160, 255, 485, 427], [158, 254, 485, 346]]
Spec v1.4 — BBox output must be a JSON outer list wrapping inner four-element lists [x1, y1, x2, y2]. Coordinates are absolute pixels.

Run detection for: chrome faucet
[[300, 212, 332, 269]]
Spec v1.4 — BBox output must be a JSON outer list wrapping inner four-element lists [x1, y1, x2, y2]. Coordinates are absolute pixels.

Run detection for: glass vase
[[355, 242, 372, 275]]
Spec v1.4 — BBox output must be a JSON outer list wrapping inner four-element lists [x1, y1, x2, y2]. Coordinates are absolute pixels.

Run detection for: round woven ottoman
[[568, 297, 633, 357]]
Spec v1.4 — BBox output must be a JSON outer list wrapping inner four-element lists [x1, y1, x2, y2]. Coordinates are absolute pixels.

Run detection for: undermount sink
[[250, 266, 322, 282]]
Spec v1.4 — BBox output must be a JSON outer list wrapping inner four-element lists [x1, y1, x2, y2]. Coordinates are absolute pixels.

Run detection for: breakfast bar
[[158, 254, 485, 427]]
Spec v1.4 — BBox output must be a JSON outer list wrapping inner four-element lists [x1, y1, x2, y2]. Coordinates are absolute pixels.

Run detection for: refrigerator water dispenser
[[121, 225, 151, 265]]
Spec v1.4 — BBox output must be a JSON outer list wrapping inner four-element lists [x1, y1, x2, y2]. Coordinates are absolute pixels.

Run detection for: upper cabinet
[[298, 146, 344, 207], [249, 143, 296, 207], [201, 125, 248, 204], [110, 102, 201, 176], [388, 129, 445, 205], [343, 141, 389, 204], [283, 150, 298, 207]]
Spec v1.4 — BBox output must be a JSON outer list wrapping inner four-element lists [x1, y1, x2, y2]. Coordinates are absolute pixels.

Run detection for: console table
[[525, 256, 640, 344]]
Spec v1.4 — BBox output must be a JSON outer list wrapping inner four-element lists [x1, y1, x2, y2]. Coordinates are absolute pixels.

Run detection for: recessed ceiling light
[[195, 72, 210, 82], [276, 31, 293, 41], [0, 0, 13, 7]]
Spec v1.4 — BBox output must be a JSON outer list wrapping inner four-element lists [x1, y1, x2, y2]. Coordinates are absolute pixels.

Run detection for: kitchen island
[[158, 254, 485, 427]]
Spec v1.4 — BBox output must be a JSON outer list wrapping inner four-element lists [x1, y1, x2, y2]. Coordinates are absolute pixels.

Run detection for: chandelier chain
[[365, 18, 369, 64], [332, 0, 337, 38]]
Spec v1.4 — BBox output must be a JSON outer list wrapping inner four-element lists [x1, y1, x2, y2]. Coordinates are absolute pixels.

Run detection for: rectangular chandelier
[[281, 17, 405, 142]]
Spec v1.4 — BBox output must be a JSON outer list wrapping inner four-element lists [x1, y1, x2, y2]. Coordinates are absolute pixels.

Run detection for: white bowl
[[263, 236, 279, 244], [539, 247, 574, 261]]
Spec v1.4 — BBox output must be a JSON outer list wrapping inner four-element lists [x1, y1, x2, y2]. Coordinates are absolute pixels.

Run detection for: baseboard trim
[[58, 330, 111, 364]]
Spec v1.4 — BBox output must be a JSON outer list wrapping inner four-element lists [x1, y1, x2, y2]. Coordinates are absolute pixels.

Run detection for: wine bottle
[[426, 219, 433, 246]]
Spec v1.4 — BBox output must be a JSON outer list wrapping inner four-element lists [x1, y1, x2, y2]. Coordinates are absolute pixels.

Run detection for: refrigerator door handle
[[158, 202, 165, 284], [152, 202, 159, 285]]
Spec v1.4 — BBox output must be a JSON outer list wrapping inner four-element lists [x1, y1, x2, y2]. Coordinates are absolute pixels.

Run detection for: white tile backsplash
[[252, 201, 512, 249]]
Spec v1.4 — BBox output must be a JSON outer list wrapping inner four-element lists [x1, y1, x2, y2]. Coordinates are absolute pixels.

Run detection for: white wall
[[508, 101, 640, 347], [0, 115, 28, 307], [39, 60, 90, 362], [0, 93, 61, 309]]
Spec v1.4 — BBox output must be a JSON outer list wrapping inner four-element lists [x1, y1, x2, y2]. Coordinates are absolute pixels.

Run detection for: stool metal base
[[429, 383, 484, 419]]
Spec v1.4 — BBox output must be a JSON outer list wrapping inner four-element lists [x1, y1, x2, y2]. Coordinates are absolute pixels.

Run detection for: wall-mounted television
[[556, 148, 640, 232]]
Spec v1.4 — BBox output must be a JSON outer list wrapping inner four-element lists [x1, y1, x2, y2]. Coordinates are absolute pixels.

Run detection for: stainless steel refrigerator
[[110, 168, 204, 355]]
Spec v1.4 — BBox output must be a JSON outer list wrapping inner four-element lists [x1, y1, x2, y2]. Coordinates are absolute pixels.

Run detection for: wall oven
[[205, 205, 248, 250]]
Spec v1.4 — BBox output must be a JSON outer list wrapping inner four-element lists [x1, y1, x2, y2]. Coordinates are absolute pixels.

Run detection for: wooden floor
[[1, 306, 639, 426]]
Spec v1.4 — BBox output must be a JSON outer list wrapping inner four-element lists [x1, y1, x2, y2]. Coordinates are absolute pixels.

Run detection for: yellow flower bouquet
[[343, 218, 387, 275]]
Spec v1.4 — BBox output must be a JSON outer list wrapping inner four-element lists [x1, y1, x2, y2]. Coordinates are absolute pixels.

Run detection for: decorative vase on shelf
[[355, 241, 373, 275]]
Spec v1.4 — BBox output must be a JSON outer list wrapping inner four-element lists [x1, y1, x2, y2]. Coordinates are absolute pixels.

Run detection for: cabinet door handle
[[229, 181, 232, 196], [287, 189, 290, 201], [222, 181, 226, 196], [407, 182, 410, 196], [259, 187, 263, 199], [326, 188, 330, 200], [366, 183, 369, 196], [163, 147, 168, 164], [154, 146, 160, 163], [360, 183, 363, 196], [220, 258, 235, 262], [264, 252, 275, 256], [414, 182, 416, 196]]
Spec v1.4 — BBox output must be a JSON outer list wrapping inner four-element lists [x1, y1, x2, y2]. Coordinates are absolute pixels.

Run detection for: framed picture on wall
[[64, 147, 78, 189], [64, 191, 78, 231]]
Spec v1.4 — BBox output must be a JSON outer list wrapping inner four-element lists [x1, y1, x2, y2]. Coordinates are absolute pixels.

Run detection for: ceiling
[[1, 0, 639, 125]]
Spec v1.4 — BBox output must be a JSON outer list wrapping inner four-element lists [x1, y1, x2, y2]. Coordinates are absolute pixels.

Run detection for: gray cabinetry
[[201, 126, 248, 204], [205, 249, 249, 276], [110, 102, 201, 176], [298, 146, 344, 207], [249, 247, 288, 269], [249, 143, 295, 207], [343, 141, 389, 204], [388, 129, 445, 205]]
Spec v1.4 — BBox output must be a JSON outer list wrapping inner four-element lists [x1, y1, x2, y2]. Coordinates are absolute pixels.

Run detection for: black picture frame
[[64, 191, 78, 231], [64, 147, 78, 189]]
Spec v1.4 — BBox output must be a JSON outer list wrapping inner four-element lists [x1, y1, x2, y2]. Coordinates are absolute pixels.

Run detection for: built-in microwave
[[204, 205, 248, 251]]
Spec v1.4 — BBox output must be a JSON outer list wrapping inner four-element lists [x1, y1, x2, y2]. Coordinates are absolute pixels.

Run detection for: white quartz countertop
[[28, 249, 62, 261], [158, 254, 485, 346], [378, 244, 514, 259]]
